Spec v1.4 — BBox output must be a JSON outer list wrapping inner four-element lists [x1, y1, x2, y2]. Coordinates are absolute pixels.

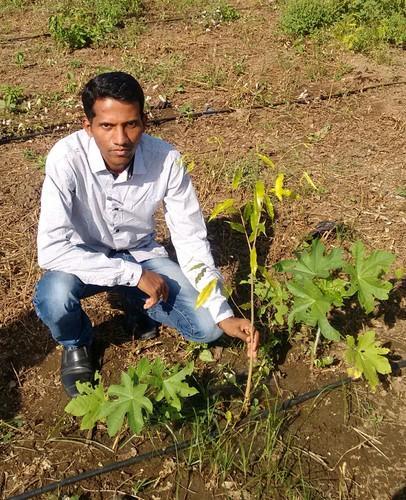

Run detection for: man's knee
[[33, 271, 82, 322], [180, 309, 223, 344]]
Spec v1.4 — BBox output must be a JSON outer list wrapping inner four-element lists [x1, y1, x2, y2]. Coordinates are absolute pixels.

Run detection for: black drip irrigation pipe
[[1, 81, 406, 147], [8, 358, 406, 500]]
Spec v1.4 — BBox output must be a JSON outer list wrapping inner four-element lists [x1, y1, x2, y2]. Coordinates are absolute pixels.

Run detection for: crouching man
[[33, 72, 259, 397]]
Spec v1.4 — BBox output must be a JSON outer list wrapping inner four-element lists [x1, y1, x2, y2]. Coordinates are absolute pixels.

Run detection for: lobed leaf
[[156, 362, 199, 410], [345, 330, 391, 391]]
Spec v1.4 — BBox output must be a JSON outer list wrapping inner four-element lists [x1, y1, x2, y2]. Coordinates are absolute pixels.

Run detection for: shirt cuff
[[120, 259, 143, 286], [206, 295, 234, 324]]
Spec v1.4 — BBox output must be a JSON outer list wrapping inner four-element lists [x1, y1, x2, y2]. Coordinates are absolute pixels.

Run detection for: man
[[33, 72, 259, 397]]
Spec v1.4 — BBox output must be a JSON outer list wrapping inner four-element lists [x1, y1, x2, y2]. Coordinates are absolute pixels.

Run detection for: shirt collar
[[87, 135, 146, 177]]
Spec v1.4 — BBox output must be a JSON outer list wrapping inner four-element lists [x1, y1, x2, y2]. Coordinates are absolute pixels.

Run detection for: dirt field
[[1, 0, 405, 498]]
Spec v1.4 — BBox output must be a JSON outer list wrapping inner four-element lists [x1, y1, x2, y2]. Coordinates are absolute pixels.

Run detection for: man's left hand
[[218, 317, 259, 360]]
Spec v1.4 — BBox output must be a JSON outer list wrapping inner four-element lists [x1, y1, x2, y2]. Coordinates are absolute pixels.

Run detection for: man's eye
[[101, 124, 112, 129], [127, 122, 139, 128]]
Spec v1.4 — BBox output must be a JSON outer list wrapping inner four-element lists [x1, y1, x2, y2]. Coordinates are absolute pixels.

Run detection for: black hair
[[81, 72, 145, 120]]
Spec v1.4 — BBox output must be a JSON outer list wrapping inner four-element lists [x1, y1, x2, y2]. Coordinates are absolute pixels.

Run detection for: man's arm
[[38, 151, 142, 287], [163, 153, 259, 357]]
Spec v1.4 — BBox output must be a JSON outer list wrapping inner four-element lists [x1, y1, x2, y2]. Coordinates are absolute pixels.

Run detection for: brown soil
[[0, 0, 405, 498]]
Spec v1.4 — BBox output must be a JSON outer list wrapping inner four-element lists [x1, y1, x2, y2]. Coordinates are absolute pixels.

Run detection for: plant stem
[[311, 326, 321, 369]]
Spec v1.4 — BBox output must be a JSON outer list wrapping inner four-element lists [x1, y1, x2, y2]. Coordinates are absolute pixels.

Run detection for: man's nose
[[113, 126, 129, 145]]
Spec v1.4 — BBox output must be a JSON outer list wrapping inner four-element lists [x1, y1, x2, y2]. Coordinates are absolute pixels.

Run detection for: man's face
[[83, 97, 146, 173]]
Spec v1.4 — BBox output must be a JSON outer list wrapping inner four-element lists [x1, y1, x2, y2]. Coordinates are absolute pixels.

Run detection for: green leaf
[[317, 278, 351, 307], [198, 349, 215, 362], [228, 221, 245, 234], [250, 248, 258, 276], [209, 199, 236, 221], [264, 194, 274, 220], [287, 278, 340, 341], [345, 331, 391, 391], [156, 362, 199, 410], [64, 372, 107, 431], [256, 153, 275, 169], [100, 372, 153, 436], [276, 239, 344, 279], [345, 241, 395, 313], [195, 278, 218, 308]]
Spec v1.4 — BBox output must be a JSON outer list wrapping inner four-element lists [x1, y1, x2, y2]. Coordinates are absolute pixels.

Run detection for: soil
[[0, 0, 405, 498]]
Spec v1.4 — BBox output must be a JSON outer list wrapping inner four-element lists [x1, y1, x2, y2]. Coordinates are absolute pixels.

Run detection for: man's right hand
[[137, 269, 169, 309]]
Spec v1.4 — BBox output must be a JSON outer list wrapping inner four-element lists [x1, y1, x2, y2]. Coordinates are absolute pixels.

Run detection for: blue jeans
[[33, 254, 223, 349]]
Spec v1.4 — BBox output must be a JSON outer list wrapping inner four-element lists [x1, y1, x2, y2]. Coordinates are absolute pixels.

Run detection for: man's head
[[82, 72, 146, 173]]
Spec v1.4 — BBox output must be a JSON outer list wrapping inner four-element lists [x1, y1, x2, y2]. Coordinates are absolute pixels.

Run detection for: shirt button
[[126, 282, 131, 286], [115, 229, 120, 233]]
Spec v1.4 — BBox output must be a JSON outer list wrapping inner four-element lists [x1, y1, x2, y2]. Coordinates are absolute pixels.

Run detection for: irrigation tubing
[[1, 80, 406, 147], [8, 358, 406, 500]]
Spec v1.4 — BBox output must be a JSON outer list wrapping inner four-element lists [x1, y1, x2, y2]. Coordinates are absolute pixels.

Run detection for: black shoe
[[125, 313, 159, 340], [61, 345, 94, 398]]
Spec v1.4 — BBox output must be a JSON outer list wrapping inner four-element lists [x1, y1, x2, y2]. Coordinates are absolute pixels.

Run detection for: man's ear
[[83, 117, 93, 136]]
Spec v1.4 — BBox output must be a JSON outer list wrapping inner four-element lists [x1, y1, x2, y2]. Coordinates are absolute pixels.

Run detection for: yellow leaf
[[272, 173, 295, 201], [209, 199, 236, 221], [302, 171, 319, 191], [195, 278, 218, 309], [347, 367, 362, 380], [186, 160, 195, 173], [232, 168, 243, 190], [256, 153, 275, 169], [255, 180, 265, 209]]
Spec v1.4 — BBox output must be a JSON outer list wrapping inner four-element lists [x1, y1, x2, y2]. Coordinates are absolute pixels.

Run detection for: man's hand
[[137, 269, 169, 309], [218, 317, 259, 360]]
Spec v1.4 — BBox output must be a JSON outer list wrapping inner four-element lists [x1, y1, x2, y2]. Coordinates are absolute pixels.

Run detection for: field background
[[0, 0, 405, 498]]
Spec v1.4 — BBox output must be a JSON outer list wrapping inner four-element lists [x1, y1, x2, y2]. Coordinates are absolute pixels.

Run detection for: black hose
[[1, 81, 405, 146], [8, 358, 406, 500]]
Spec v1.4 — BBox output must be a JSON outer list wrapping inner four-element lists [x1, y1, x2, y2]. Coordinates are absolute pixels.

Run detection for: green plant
[[15, 51, 24, 67], [49, 0, 142, 49], [201, 2, 240, 27], [24, 149, 47, 171], [203, 154, 297, 412], [273, 238, 395, 386], [65, 359, 198, 436], [280, 0, 343, 36], [0, 84, 24, 112]]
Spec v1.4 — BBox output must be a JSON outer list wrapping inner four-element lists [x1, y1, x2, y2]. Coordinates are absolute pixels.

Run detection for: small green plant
[[15, 51, 24, 67], [201, 2, 240, 28], [24, 149, 47, 171], [0, 84, 24, 112], [65, 359, 198, 436], [178, 103, 195, 121], [204, 154, 297, 412]]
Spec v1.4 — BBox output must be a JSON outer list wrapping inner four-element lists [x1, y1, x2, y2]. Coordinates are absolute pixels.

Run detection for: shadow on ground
[[0, 309, 55, 420]]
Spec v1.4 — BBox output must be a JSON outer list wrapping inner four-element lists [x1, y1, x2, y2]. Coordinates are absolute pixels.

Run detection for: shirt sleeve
[[37, 150, 143, 287], [163, 152, 234, 324]]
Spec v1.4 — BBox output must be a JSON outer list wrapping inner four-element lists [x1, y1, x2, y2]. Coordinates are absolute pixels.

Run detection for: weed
[[281, 0, 406, 52], [201, 2, 240, 28], [24, 149, 47, 172], [49, 0, 142, 50], [0, 85, 24, 113], [280, 0, 343, 36], [178, 102, 195, 120], [15, 51, 24, 67]]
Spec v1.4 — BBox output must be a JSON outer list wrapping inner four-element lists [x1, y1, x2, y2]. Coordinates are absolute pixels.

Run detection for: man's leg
[[123, 258, 223, 344], [33, 270, 108, 397]]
